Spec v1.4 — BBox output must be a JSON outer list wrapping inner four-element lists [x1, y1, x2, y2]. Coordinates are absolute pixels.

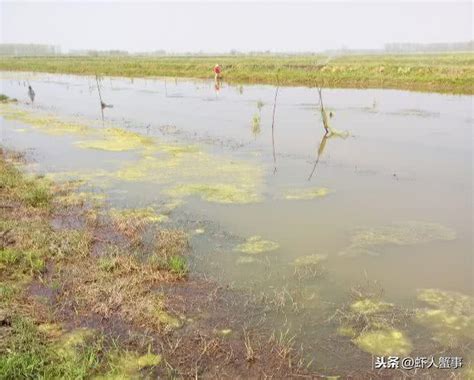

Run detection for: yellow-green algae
[[109, 207, 168, 224], [350, 299, 394, 316], [339, 221, 456, 256], [75, 128, 154, 152], [293, 254, 327, 266], [117, 149, 262, 204], [234, 236, 279, 254], [94, 352, 161, 380], [284, 187, 330, 200], [167, 183, 260, 204], [217, 328, 233, 337], [353, 329, 412, 356], [1, 103, 264, 205], [415, 289, 474, 347], [54, 328, 95, 359], [0, 103, 92, 136]]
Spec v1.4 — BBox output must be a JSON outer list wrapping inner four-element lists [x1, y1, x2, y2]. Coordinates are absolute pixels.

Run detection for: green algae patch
[[350, 299, 394, 316], [95, 352, 161, 379], [293, 254, 327, 266], [339, 221, 456, 257], [109, 207, 168, 224], [159, 143, 200, 156], [0, 103, 92, 136], [234, 236, 279, 254], [167, 183, 260, 204], [284, 187, 330, 200], [114, 145, 263, 204], [415, 289, 474, 347], [217, 328, 232, 337], [353, 329, 412, 356], [54, 328, 95, 359], [154, 308, 182, 330], [75, 128, 155, 152]]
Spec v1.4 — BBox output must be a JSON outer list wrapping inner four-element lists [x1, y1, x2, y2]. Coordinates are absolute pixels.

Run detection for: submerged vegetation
[[1, 53, 473, 94], [234, 235, 280, 254], [416, 289, 474, 347], [339, 220, 456, 256]]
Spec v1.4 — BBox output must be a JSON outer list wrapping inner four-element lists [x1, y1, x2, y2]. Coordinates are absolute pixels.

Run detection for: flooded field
[[1, 72, 472, 375]]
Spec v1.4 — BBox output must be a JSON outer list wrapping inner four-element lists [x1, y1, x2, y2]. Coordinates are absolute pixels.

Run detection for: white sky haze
[[1, 1, 472, 53]]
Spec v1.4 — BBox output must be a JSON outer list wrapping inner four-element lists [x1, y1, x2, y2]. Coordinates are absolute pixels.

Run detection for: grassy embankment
[[0, 149, 314, 378], [0, 53, 473, 94]]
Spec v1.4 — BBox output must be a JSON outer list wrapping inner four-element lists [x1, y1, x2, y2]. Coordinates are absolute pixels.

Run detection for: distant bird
[[28, 85, 35, 103], [100, 101, 113, 109]]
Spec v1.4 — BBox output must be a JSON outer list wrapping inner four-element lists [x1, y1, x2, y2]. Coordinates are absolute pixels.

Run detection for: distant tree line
[[0, 44, 61, 56], [384, 41, 473, 53], [1, 41, 472, 57]]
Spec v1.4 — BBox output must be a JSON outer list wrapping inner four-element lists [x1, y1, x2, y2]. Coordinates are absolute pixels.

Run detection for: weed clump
[[234, 236, 279, 254], [332, 280, 413, 356]]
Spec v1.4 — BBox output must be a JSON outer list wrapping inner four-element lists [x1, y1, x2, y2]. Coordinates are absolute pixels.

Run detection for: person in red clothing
[[213, 64, 222, 94], [213, 64, 222, 80]]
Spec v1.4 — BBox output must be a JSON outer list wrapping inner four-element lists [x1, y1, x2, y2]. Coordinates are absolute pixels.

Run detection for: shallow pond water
[[1, 72, 472, 374]]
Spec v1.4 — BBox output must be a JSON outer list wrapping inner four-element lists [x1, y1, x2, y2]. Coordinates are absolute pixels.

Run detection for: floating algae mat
[[117, 149, 263, 204], [75, 127, 155, 152], [167, 183, 260, 204], [0, 103, 93, 136], [283, 187, 330, 200], [234, 236, 279, 254], [415, 289, 474, 347], [339, 221, 456, 256]]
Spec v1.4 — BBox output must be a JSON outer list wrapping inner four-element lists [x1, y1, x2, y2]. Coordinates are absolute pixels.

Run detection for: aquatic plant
[[353, 329, 412, 356], [75, 128, 154, 152], [284, 187, 329, 200], [292, 254, 327, 280], [293, 254, 327, 266], [167, 183, 260, 204], [339, 221, 456, 256], [0, 103, 91, 136], [256, 100, 265, 111], [350, 299, 394, 316], [251, 113, 261, 137], [415, 288, 474, 347], [167, 255, 188, 278], [96, 351, 161, 379], [234, 236, 279, 254]]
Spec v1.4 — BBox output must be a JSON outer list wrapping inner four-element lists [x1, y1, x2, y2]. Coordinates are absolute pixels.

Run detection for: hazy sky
[[1, 1, 472, 53]]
